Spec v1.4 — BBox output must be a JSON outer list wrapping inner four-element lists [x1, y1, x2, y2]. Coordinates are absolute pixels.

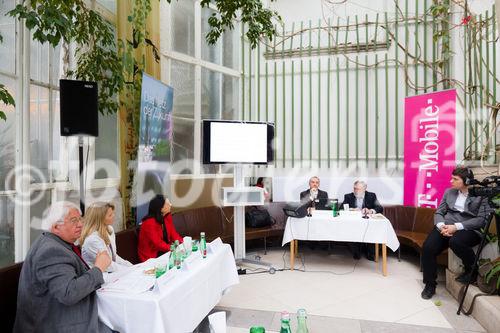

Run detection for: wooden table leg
[[290, 241, 295, 271], [375, 243, 379, 263], [382, 244, 387, 276]]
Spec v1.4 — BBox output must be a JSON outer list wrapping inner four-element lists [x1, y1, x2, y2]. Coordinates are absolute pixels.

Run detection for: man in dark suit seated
[[342, 180, 383, 260], [420, 167, 491, 300], [300, 176, 329, 211]]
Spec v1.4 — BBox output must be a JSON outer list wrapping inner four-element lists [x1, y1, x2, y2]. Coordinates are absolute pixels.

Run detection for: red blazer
[[137, 213, 183, 262]]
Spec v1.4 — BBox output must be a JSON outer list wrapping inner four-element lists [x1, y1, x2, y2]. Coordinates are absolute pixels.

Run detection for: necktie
[[71, 244, 90, 269]]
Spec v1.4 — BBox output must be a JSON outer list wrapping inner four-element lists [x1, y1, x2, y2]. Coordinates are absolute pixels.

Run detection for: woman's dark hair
[[143, 194, 166, 224], [256, 177, 264, 186]]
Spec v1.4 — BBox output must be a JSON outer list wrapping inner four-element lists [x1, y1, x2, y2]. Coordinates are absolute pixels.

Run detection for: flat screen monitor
[[202, 120, 274, 164]]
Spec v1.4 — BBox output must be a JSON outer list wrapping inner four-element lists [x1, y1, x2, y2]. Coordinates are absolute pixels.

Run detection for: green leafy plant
[[485, 259, 500, 291], [8, 0, 123, 115], [480, 227, 498, 244], [200, 0, 281, 48], [0, 32, 15, 121], [492, 194, 500, 216]]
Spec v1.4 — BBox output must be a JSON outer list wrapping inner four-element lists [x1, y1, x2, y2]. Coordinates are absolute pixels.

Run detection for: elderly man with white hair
[[341, 180, 383, 261], [14, 201, 112, 333]]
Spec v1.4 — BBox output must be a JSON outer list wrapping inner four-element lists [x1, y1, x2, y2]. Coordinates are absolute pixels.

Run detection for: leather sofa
[[115, 203, 289, 264], [383, 205, 448, 266], [0, 262, 23, 331]]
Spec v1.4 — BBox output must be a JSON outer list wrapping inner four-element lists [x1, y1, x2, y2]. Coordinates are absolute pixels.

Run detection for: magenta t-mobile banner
[[404, 89, 457, 208]]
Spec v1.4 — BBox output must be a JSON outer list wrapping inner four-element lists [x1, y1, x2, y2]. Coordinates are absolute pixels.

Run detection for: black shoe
[[455, 271, 469, 282], [421, 284, 436, 300], [353, 252, 361, 260], [365, 253, 375, 261], [456, 271, 477, 284]]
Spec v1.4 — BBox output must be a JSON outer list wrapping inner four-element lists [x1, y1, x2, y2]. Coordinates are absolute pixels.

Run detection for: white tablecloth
[[97, 242, 239, 333], [282, 211, 400, 252]]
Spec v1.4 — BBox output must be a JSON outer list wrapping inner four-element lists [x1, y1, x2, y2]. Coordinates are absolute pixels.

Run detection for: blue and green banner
[[136, 73, 174, 224]]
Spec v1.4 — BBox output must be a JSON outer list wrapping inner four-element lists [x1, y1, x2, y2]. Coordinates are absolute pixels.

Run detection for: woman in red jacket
[[138, 194, 183, 262]]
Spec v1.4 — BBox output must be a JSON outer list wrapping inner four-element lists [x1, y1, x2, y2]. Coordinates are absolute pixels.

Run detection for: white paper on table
[[339, 210, 362, 216], [100, 268, 156, 294], [208, 311, 226, 333]]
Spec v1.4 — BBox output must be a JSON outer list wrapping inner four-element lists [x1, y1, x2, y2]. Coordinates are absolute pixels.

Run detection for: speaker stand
[[78, 137, 85, 215]]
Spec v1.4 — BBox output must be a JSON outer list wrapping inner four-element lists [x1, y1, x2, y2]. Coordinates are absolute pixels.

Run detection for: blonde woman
[[80, 202, 132, 274]]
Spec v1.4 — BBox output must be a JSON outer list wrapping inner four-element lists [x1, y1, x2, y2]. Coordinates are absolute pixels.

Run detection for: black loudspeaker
[[283, 202, 309, 218], [60, 79, 98, 137]]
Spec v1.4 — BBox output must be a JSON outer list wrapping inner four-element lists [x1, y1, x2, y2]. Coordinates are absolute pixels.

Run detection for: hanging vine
[[268, 0, 499, 163]]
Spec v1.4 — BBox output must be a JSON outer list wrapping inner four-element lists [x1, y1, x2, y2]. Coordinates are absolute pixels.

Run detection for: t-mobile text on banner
[[404, 89, 457, 207]]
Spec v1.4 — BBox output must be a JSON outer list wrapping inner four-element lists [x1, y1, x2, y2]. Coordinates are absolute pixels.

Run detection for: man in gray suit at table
[[420, 167, 491, 300], [14, 201, 112, 333]]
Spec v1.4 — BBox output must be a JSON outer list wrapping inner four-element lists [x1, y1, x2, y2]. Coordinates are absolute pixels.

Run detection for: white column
[[233, 164, 246, 259]]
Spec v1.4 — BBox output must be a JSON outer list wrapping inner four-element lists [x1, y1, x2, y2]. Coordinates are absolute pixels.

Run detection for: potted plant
[[485, 258, 500, 295]]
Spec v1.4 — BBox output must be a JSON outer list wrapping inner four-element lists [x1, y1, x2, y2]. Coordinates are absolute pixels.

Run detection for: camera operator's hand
[[440, 225, 457, 237]]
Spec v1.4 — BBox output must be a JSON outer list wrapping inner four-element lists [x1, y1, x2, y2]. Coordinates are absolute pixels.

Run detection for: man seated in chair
[[300, 176, 329, 211], [420, 167, 491, 300], [341, 180, 383, 260]]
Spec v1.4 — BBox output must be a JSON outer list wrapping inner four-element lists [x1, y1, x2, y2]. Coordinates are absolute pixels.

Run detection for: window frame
[[161, 0, 241, 176]]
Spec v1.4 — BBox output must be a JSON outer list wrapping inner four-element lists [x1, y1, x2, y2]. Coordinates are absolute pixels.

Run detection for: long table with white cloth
[[97, 239, 239, 333], [282, 210, 400, 276]]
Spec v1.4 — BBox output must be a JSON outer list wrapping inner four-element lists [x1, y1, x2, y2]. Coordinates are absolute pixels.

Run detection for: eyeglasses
[[67, 216, 84, 225]]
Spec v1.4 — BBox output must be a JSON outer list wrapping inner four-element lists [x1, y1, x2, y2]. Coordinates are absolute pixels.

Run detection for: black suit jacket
[[300, 189, 329, 210], [341, 191, 383, 213]]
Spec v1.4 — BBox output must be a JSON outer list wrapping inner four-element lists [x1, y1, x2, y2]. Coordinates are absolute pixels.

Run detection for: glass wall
[[0, 0, 120, 267]]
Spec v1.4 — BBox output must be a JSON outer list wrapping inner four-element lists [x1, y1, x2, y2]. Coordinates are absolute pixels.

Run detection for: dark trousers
[[422, 228, 481, 287]]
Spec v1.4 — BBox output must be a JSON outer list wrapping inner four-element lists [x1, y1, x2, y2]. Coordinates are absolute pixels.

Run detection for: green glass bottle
[[168, 242, 177, 269], [296, 309, 309, 333], [331, 199, 339, 217], [280, 311, 292, 333], [200, 232, 207, 258], [249, 327, 266, 333], [174, 240, 181, 269]]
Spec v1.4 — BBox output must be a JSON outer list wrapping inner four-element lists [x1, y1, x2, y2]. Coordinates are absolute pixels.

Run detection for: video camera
[[467, 175, 500, 201]]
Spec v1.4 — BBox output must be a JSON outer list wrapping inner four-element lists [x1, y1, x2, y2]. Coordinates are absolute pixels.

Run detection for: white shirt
[[355, 196, 364, 209], [454, 191, 468, 212]]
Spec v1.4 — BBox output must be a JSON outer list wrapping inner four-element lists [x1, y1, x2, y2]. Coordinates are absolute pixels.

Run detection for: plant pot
[[480, 241, 500, 261]]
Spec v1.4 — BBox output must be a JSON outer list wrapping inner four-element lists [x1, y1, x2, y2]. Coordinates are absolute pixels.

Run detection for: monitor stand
[[232, 164, 276, 273]]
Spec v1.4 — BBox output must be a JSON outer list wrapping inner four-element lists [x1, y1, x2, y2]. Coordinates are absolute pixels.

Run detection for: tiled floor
[[204, 245, 486, 333]]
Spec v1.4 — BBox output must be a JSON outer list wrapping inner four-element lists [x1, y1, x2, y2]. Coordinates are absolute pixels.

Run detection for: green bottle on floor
[[280, 311, 292, 333], [296, 309, 309, 333]]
